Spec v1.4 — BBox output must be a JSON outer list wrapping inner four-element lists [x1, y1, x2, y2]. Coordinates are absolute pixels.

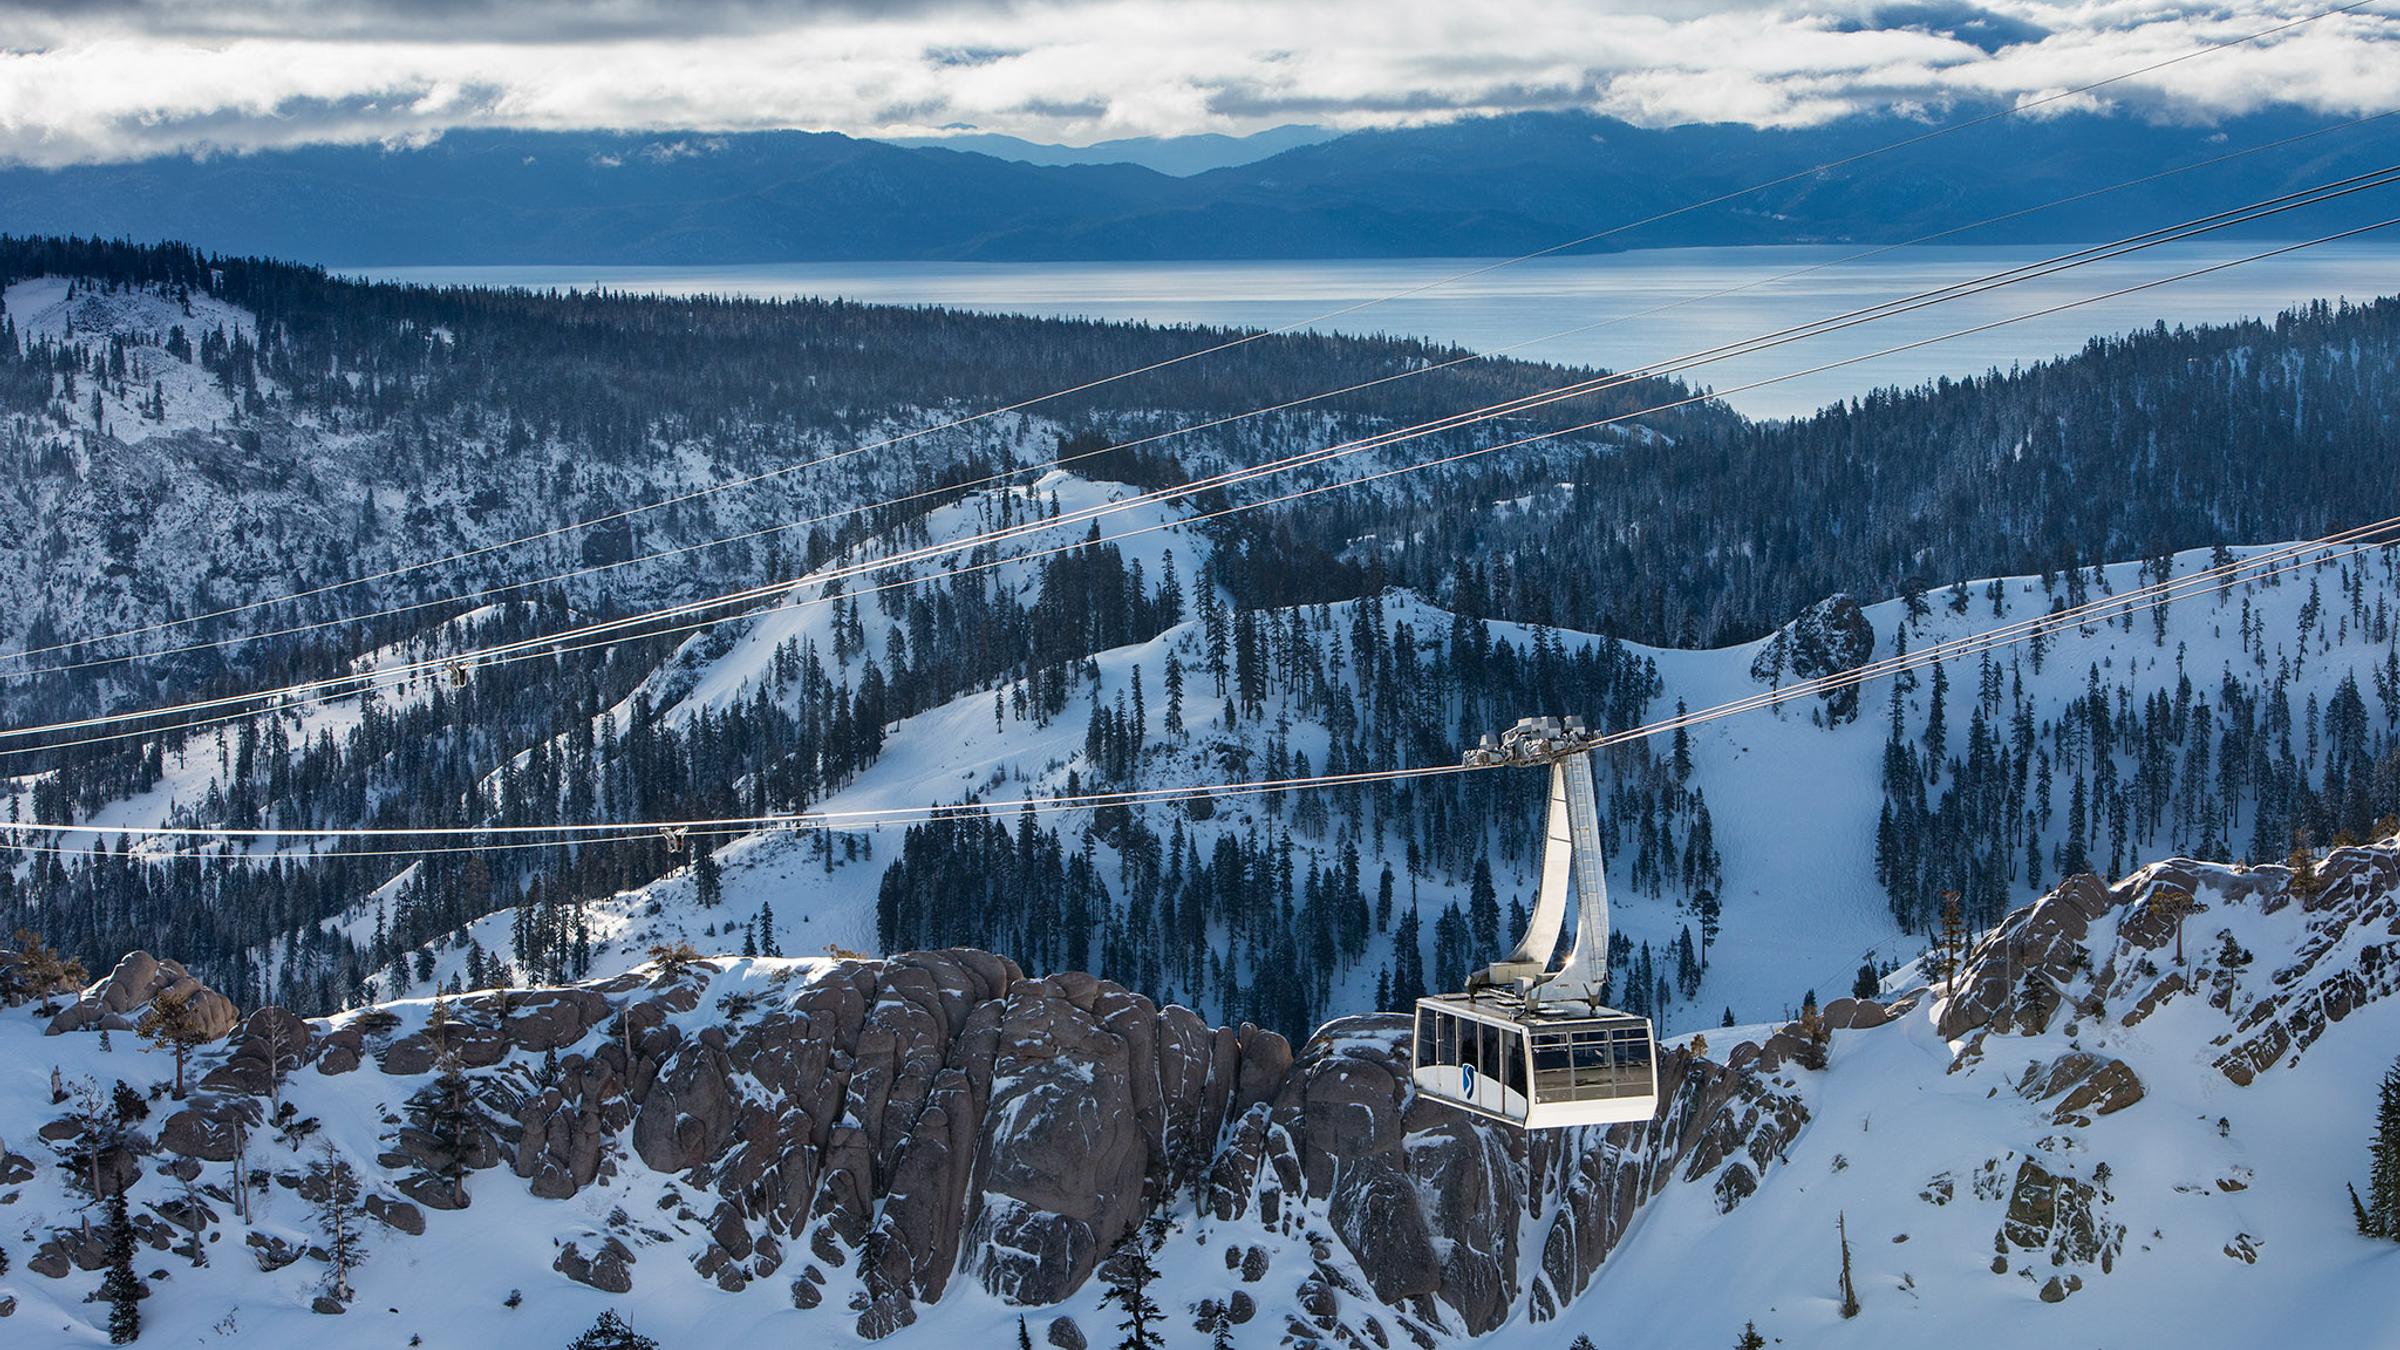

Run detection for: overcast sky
[[1, 1, 2395, 166]]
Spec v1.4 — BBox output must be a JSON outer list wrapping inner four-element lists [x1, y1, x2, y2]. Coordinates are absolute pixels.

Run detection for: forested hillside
[[2, 235, 2399, 1041]]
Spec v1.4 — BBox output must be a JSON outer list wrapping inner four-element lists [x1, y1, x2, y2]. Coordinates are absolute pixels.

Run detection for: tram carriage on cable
[[1411, 716, 1660, 1130]]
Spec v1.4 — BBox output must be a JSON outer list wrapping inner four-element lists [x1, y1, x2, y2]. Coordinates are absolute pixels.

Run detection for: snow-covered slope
[[1, 833, 2395, 1346], [1570, 846, 2400, 1348], [18, 263, 2396, 1064], [405, 511, 2400, 1050], [3, 276, 258, 444]]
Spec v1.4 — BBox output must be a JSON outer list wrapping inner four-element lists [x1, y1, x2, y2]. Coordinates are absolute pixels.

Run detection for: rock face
[[1938, 874, 2115, 1040], [28, 943, 1821, 1341], [1936, 847, 2400, 1097], [2015, 1052, 2144, 1126], [220, 949, 1294, 1334], [954, 972, 1249, 1308], [18, 837, 2400, 1343], [46, 950, 239, 1041], [1760, 593, 1876, 722], [1201, 1015, 1807, 1338], [1998, 1158, 2122, 1274], [2204, 846, 2400, 1085]]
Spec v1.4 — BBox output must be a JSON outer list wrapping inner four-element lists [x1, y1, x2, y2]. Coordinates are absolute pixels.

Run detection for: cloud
[[0, 0, 2393, 166], [0, 0, 983, 43], [1838, 2, 2052, 55]]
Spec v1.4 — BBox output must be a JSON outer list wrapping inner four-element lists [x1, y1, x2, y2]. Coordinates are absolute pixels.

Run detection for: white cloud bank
[[0, 0, 2394, 166]]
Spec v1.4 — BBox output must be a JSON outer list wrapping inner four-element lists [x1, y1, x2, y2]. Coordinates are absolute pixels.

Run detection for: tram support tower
[[1411, 716, 1659, 1130]]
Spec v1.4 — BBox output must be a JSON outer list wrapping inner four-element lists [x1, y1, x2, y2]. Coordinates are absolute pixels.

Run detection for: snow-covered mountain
[[354, 488, 2400, 1055], [6, 232, 2400, 1350], [14, 268, 2394, 1053]]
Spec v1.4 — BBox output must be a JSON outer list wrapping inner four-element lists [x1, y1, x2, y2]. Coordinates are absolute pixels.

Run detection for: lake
[[348, 242, 2400, 419]]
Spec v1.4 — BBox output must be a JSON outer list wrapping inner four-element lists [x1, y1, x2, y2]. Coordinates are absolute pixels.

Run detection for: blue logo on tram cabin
[[1460, 1061, 1477, 1099]]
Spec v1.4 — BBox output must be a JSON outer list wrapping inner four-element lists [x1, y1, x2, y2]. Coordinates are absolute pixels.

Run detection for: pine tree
[[1734, 1321, 1766, 1350], [567, 1310, 659, 1350], [5, 928, 86, 1009], [310, 1141, 367, 1302], [257, 1008, 305, 1111], [2365, 1055, 2400, 1240], [1467, 856, 1499, 957], [101, 1184, 142, 1343], [1923, 663, 1950, 778], [406, 996, 479, 1209], [51, 1076, 133, 1204], [693, 847, 723, 908], [1837, 1210, 1860, 1318], [112, 1078, 149, 1126], [1391, 902, 1428, 1007], [2289, 834, 2325, 902], [1100, 1220, 1167, 1350], [1938, 891, 1965, 996], [2061, 774, 2092, 877], [136, 986, 215, 1099], [1796, 990, 1830, 1071], [2152, 885, 2195, 966]]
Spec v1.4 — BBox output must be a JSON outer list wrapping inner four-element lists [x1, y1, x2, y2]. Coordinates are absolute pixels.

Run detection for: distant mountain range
[[882, 123, 1333, 175], [1, 108, 2392, 265]]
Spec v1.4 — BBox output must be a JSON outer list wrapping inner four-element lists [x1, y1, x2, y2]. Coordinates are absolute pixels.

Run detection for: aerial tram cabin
[[1411, 717, 1660, 1129]]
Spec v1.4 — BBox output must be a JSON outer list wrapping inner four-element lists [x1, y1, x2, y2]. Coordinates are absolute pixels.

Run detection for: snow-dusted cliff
[[3, 829, 2396, 1346]]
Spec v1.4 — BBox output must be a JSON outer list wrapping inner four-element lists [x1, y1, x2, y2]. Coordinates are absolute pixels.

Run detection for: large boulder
[[490, 987, 614, 1052], [1821, 996, 1890, 1030], [2016, 1052, 2144, 1125], [365, 1194, 426, 1235], [554, 1235, 635, 1293], [47, 951, 238, 1041], [159, 1094, 261, 1162], [1998, 1159, 2122, 1272], [200, 1005, 316, 1096], [1768, 594, 1876, 722]]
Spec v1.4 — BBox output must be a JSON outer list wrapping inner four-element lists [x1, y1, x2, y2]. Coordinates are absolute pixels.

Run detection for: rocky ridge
[[2, 835, 2396, 1342], [2, 937, 1811, 1341]]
